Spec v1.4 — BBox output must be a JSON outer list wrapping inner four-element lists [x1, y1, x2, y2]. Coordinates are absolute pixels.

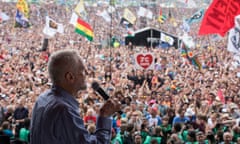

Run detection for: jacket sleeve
[[56, 104, 112, 144]]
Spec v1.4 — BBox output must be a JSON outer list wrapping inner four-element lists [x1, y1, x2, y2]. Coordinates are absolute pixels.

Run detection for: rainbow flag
[[75, 18, 93, 41], [181, 49, 187, 58], [181, 41, 201, 70], [192, 56, 202, 70]]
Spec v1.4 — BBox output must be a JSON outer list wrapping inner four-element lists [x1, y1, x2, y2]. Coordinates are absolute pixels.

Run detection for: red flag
[[159, 5, 162, 16], [217, 89, 225, 104], [198, 0, 240, 37]]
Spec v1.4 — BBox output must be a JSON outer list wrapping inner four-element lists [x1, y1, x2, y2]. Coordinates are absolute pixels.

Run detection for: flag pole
[[108, 0, 115, 82]]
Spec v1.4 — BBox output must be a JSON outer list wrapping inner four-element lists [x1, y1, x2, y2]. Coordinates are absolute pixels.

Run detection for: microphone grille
[[91, 81, 100, 90]]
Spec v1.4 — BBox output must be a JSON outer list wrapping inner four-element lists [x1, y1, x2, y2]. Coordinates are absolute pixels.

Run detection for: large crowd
[[0, 1, 240, 144]]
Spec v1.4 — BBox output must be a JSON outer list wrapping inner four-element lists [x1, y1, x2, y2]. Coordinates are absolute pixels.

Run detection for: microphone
[[91, 81, 109, 100], [91, 81, 123, 115]]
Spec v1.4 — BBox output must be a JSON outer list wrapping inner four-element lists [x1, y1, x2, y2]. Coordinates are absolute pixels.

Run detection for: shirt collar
[[51, 85, 79, 109]]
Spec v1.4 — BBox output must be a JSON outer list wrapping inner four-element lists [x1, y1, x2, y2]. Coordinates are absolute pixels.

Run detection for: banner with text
[[199, 0, 240, 37], [134, 53, 155, 70]]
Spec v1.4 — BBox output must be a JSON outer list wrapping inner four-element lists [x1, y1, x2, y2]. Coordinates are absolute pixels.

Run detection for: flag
[[199, 0, 240, 37], [123, 8, 136, 25], [180, 40, 201, 70], [69, 12, 79, 26], [186, 9, 205, 25], [97, 10, 111, 23], [43, 16, 64, 37], [159, 5, 162, 16], [232, 55, 240, 68], [160, 32, 174, 45], [180, 41, 191, 61], [0, 12, 10, 23], [137, 7, 153, 19], [228, 15, 240, 54], [108, 6, 115, 13], [191, 56, 202, 70], [180, 33, 195, 48], [157, 6, 166, 23], [74, 0, 86, 18], [217, 89, 225, 104], [181, 20, 190, 32], [228, 28, 240, 54], [15, 10, 29, 28], [120, 18, 133, 27], [75, 18, 93, 41], [181, 49, 188, 58], [158, 15, 167, 24], [16, 0, 29, 18]]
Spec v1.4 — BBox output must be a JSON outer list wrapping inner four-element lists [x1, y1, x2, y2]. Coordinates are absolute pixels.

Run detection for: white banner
[[43, 16, 64, 37], [228, 28, 240, 54], [137, 7, 153, 19], [228, 15, 240, 54], [0, 12, 10, 22], [180, 33, 195, 49], [134, 53, 155, 70], [98, 10, 111, 23], [160, 33, 174, 45], [69, 12, 78, 26]]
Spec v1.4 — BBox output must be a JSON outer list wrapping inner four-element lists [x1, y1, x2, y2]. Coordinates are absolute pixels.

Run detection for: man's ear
[[65, 72, 75, 82]]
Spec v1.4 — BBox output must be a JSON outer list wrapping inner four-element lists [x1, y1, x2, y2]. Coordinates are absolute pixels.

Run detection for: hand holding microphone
[[91, 81, 121, 117]]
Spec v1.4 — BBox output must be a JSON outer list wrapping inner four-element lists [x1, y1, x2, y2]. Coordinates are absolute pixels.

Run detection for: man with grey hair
[[30, 49, 121, 144]]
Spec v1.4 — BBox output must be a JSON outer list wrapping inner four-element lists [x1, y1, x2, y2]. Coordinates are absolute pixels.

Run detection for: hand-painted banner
[[199, 0, 240, 37], [134, 53, 154, 70]]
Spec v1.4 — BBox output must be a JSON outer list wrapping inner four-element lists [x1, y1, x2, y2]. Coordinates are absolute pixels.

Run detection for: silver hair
[[47, 49, 79, 84]]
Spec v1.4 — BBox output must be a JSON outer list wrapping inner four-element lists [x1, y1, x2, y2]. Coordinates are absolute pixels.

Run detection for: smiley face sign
[[135, 53, 154, 70]]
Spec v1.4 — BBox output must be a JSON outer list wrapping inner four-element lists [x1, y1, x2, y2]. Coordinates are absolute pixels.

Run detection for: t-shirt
[[19, 128, 30, 142], [3, 129, 14, 138], [84, 116, 96, 124], [143, 136, 161, 144]]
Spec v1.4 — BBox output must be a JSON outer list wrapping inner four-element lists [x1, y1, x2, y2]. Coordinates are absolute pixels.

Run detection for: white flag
[[137, 7, 153, 19], [160, 33, 174, 45], [232, 55, 240, 68], [228, 28, 240, 54], [47, 16, 64, 33], [43, 16, 64, 37], [0, 12, 10, 21], [69, 12, 78, 26], [180, 33, 195, 48], [98, 10, 111, 23], [43, 26, 56, 37], [74, 0, 86, 17], [228, 15, 240, 54]]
